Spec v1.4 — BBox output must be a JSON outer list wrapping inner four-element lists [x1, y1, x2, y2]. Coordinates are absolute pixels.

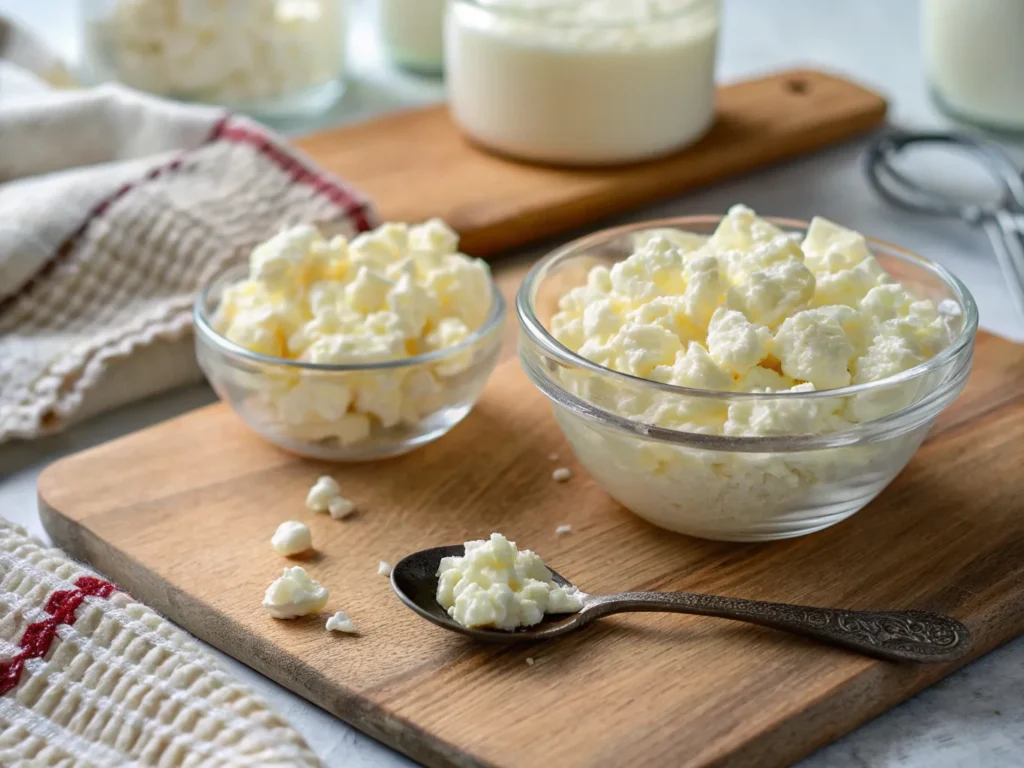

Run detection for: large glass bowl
[[195, 265, 505, 461], [517, 216, 978, 541]]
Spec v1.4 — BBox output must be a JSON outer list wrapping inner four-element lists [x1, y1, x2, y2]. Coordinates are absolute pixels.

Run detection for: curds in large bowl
[[517, 206, 977, 541]]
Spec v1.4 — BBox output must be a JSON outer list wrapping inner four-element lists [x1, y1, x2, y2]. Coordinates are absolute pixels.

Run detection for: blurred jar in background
[[80, 0, 348, 116], [922, 0, 1024, 131], [379, 0, 446, 74], [446, 0, 720, 166]]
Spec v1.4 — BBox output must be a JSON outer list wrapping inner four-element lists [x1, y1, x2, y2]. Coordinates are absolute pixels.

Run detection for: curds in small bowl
[[194, 220, 504, 461], [517, 210, 977, 541]]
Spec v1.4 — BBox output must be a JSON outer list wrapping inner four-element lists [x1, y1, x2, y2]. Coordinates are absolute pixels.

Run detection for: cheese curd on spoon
[[436, 533, 582, 631]]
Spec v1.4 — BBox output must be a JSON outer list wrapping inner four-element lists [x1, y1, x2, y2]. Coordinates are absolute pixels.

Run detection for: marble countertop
[[1, 0, 1022, 766]]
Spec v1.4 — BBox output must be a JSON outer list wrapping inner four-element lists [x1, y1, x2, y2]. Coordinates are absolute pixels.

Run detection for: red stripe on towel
[[0, 576, 119, 695]]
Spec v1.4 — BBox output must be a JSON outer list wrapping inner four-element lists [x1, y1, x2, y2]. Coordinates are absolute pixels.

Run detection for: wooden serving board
[[39, 254, 1024, 768], [295, 69, 887, 256]]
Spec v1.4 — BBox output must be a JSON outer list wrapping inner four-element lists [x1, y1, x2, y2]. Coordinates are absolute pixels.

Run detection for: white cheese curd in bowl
[[446, 0, 720, 166], [437, 533, 583, 630], [81, 0, 348, 115], [517, 208, 977, 541], [194, 219, 505, 460]]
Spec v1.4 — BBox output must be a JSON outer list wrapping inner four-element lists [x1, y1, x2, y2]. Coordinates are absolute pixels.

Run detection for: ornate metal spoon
[[391, 545, 972, 663]]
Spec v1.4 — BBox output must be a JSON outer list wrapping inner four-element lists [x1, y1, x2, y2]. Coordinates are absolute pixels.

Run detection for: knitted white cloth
[[0, 84, 375, 443], [0, 517, 319, 767]]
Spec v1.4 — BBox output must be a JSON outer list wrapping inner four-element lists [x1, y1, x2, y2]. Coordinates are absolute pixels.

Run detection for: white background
[[1, 1, 1022, 766]]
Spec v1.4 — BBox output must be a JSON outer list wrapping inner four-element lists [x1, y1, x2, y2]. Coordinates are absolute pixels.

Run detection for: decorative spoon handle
[[589, 592, 972, 663]]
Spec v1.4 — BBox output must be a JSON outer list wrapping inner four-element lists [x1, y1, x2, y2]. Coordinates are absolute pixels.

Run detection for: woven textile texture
[[0, 84, 375, 443], [0, 516, 320, 767]]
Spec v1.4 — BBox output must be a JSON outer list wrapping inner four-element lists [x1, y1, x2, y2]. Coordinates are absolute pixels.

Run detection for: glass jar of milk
[[80, 0, 348, 117], [922, 0, 1024, 131], [446, 0, 721, 166], [379, 0, 447, 74]]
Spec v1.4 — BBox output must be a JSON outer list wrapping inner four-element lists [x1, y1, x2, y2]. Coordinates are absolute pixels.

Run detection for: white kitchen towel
[[0, 83, 375, 443], [0, 516, 320, 766]]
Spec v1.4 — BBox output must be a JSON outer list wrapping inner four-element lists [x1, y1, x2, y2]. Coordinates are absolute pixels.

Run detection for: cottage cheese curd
[[271, 520, 312, 556], [84, 0, 347, 110], [436, 533, 583, 630], [325, 611, 357, 633], [446, 0, 720, 165], [263, 566, 329, 618], [211, 220, 495, 454], [545, 206, 964, 539]]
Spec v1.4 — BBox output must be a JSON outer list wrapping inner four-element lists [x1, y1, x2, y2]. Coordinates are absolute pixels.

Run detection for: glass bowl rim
[[516, 214, 979, 403], [450, 0, 717, 27], [194, 263, 506, 373]]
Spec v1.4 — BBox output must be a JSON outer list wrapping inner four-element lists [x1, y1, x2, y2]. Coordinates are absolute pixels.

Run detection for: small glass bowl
[[79, 0, 348, 118], [194, 265, 505, 461], [517, 216, 978, 541]]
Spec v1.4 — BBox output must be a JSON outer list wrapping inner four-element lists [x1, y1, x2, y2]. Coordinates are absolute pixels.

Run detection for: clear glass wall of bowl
[[195, 265, 506, 461], [922, 0, 1024, 132], [79, 0, 348, 117], [517, 218, 977, 541]]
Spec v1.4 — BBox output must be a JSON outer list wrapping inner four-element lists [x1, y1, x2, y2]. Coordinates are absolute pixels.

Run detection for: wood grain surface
[[39, 258, 1024, 768], [295, 69, 887, 257]]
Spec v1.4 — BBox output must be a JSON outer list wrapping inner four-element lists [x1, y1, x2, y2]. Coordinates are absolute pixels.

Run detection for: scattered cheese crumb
[[306, 475, 341, 512], [328, 496, 357, 520], [548, 452, 560, 461], [326, 611, 357, 634], [555, 524, 572, 535], [377, 560, 392, 577], [526, 657, 535, 666], [307, 475, 358, 520], [270, 520, 312, 556], [552, 468, 572, 483], [263, 567, 329, 619]]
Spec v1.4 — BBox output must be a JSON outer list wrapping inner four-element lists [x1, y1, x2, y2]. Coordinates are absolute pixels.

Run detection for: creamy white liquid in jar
[[446, 0, 721, 166], [379, 0, 447, 73], [923, 0, 1024, 130]]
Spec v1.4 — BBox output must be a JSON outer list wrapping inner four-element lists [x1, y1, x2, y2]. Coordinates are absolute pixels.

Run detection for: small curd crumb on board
[[306, 475, 341, 512], [263, 567, 328, 619], [307, 475, 358, 520], [326, 611, 357, 634], [270, 520, 312, 556], [552, 467, 572, 483], [328, 496, 357, 520], [526, 657, 535, 666], [377, 560, 392, 577], [548, 452, 560, 461], [555, 524, 572, 536]]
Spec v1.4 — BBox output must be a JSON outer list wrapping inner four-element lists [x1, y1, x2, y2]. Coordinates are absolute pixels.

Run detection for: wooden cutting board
[[294, 69, 887, 256], [38, 259, 1024, 768]]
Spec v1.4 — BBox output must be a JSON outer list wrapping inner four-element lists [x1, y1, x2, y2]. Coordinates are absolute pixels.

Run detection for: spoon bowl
[[391, 545, 974, 662], [390, 545, 590, 642]]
